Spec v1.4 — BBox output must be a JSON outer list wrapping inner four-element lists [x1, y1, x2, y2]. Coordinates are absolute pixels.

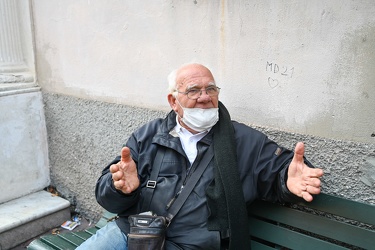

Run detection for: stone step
[[0, 190, 70, 250]]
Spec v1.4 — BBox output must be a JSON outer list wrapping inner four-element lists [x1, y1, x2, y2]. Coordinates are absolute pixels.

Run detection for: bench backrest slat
[[250, 240, 275, 250], [249, 217, 348, 250], [248, 193, 375, 249], [248, 200, 375, 249], [298, 193, 375, 225]]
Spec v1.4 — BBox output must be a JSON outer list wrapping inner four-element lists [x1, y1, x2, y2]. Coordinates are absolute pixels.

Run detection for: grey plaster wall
[[43, 93, 167, 220], [32, 0, 375, 144], [43, 92, 375, 221]]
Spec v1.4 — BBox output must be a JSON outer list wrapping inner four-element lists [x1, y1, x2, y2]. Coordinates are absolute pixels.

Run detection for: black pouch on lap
[[128, 214, 166, 250]]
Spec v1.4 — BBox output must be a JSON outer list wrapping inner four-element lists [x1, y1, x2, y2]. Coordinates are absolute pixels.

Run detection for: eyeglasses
[[175, 86, 221, 100]]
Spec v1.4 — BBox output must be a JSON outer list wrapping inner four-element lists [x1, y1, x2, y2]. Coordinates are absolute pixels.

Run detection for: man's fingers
[[306, 177, 321, 187], [113, 178, 136, 194], [113, 179, 125, 190], [121, 147, 132, 163], [109, 164, 119, 174], [311, 168, 324, 178], [112, 170, 124, 182], [301, 191, 313, 202], [306, 185, 321, 195]]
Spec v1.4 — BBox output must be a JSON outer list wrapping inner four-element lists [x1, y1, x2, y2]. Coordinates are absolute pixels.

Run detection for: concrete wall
[[0, 0, 50, 205], [30, 1, 375, 220], [0, 90, 50, 204]]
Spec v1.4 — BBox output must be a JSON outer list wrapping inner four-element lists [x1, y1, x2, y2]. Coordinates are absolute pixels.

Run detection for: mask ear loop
[[174, 95, 186, 121]]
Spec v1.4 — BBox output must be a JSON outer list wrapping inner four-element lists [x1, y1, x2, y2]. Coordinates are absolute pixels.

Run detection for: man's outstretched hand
[[287, 142, 324, 202], [110, 147, 140, 194]]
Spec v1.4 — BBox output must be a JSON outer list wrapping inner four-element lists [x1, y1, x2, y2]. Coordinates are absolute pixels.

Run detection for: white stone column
[[0, 0, 33, 84]]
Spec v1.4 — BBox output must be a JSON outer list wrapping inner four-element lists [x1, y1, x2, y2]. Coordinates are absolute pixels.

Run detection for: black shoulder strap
[[141, 147, 165, 212]]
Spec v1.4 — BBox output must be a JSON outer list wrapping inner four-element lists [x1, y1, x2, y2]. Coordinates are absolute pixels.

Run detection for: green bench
[[27, 211, 116, 250], [28, 193, 375, 249]]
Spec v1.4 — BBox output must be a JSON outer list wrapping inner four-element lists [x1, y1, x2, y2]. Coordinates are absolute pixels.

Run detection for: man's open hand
[[110, 147, 140, 194], [287, 142, 324, 202]]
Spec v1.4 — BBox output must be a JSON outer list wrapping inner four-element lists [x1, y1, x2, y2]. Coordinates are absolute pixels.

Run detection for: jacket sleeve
[[252, 136, 296, 202], [95, 156, 141, 214], [234, 122, 313, 204], [94, 118, 167, 215]]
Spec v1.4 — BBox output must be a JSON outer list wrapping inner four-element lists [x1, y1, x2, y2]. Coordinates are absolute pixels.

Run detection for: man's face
[[168, 64, 219, 132]]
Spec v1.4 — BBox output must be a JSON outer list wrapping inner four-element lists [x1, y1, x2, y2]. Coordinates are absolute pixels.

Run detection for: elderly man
[[78, 63, 323, 250]]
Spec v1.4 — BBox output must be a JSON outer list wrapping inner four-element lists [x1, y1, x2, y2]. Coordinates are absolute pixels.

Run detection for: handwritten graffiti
[[266, 62, 294, 89]]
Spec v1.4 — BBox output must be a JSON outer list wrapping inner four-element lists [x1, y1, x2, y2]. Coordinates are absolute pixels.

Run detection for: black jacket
[[95, 111, 300, 249]]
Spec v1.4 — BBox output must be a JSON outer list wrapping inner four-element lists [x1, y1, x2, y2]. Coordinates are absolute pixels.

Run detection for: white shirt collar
[[174, 116, 208, 164]]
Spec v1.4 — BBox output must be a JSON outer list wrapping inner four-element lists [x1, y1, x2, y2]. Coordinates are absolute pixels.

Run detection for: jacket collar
[[152, 110, 212, 152]]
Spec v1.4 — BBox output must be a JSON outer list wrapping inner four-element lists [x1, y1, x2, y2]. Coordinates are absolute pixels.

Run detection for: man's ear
[[167, 94, 178, 112]]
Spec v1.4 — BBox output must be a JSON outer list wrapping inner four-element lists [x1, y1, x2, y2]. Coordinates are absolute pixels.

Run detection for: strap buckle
[[165, 214, 172, 227], [146, 180, 157, 189]]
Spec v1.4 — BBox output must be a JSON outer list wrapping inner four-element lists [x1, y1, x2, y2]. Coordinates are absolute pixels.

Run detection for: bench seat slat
[[84, 227, 99, 235], [27, 240, 57, 250], [101, 211, 117, 221], [250, 239, 280, 250], [39, 235, 77, 250], [95, 217, 112, 228], [57, 233, 85, 246], [249, 217, 347, 250], [248, 200, 375, 249], [72, 231, 95, 240]]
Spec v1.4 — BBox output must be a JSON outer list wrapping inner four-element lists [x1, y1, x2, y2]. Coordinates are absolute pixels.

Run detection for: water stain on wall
[[313, 24, 375, 143]]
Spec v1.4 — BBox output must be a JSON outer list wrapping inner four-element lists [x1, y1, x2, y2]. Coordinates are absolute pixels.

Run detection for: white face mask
[[176, 98, 219, 132]]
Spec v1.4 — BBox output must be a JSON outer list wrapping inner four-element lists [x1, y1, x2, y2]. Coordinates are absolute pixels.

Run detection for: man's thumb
[[292, 142, 305, 163], [121, 147, 132, 163]]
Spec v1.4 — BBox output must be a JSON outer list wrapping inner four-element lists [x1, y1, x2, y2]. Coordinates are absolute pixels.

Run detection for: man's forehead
[[176, 65, 214, 87], [177, 78, 215, 90]]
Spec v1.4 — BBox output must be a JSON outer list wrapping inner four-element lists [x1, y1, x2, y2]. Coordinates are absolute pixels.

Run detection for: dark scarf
[[205, 102, 250, 249]]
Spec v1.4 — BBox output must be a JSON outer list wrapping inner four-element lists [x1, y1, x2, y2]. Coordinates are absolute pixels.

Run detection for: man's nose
[[197, 90, 211, 102]]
